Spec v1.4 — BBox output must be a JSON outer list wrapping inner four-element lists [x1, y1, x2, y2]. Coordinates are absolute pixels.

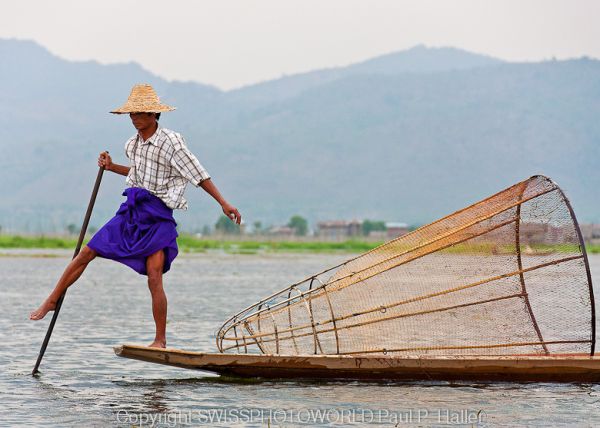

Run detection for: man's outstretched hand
[[197, 178, 241, 224], [222, 203, 242, 224]]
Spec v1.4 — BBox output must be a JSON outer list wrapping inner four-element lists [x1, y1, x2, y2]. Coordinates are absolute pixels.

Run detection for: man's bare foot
[[29, 299, 57, 320], [148, 340, 166, 348]]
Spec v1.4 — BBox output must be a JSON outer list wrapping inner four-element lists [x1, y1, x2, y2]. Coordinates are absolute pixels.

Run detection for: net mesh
[[216, 176, 595, 356]]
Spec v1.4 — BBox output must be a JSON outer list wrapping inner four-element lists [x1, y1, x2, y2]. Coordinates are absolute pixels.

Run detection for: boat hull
[[114, 345, 600, 382]]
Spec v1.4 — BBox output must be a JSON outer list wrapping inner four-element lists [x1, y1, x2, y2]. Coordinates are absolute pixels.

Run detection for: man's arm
[[168, 139, 242, 225], [98, 151, 130, 176], [199, 178, 242, 224]]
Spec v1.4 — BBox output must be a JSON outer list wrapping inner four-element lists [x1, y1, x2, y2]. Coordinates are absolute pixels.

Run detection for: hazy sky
[[1, 0, 599, 90]]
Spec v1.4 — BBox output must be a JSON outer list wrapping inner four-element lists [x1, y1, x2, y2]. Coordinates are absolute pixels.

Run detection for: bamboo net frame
[[216, 176, 596, 357]]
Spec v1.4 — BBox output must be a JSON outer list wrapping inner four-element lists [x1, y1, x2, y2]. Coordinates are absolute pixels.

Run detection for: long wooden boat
[[115, 176, 599, 383], [114, 344, 600, 382]]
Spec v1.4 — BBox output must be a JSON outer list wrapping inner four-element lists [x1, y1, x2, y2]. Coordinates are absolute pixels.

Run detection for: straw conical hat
[[110, 83, 176, 114]]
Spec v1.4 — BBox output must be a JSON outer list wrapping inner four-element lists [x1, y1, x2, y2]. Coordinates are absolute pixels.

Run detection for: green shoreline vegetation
[[0, 234, 383, 254], [0, 234, 599, 255]]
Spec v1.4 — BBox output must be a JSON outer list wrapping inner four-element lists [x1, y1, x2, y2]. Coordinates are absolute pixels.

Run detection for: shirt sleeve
[[170, 134, 211, 187], [125, 137, 134, 161]]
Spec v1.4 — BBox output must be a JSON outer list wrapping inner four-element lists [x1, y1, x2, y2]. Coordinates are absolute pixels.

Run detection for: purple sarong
[[87, 187, 178, 275]]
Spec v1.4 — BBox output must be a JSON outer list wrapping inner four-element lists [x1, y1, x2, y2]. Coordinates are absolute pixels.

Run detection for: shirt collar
[[138, 124, 162, 145]]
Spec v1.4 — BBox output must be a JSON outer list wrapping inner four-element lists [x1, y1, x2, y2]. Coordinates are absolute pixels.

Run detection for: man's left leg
[[146, 249, 167, 348]]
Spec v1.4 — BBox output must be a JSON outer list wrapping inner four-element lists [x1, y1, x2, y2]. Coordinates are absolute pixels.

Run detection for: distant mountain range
[[1, 38, 599, 233]]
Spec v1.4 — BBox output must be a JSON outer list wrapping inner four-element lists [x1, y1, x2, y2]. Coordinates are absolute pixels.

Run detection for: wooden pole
[[32, 159, 106, 375]]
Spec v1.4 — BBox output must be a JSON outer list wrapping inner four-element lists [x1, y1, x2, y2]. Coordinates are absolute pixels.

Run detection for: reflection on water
[[1, 251, 600, 426]]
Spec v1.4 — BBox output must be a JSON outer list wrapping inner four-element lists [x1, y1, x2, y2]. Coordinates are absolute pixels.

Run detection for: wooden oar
[[32, 156, 107, 375]]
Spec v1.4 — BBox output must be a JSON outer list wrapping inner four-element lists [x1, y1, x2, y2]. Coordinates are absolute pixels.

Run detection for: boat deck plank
[[114, 344, 600, 382]]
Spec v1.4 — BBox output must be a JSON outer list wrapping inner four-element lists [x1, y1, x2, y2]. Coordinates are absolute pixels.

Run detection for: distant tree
[[362, 219, 386, 236], [201, 225, 211, 236], [288, 215, 308, 236], [88, 225, 98, 234], [66, 223, 78, 235], [253, 221, 263, 234], [215, 215, 240, 235]]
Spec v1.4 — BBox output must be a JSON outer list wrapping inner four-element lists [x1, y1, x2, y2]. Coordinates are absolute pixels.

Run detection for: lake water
[[1, 251, 600, 427]]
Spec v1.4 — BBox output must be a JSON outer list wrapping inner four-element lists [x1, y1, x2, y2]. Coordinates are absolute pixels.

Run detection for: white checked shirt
[[125, 125, 211, 210]]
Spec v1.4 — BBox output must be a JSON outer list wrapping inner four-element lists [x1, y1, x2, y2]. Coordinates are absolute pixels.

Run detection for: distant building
[[385, 222, 410, 239], [367, 230, 387, 240], [317, 220, 362, 240], [519, 222, 580, 245], [580, 223, 600, 244], [267, 226, 296, 237]]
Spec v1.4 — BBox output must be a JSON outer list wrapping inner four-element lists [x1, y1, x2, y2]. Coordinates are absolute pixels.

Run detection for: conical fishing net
[[217, 176, 595, 356]]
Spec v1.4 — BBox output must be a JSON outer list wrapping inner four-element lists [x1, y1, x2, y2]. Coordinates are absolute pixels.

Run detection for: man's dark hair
[[155, 113, 161, 121]]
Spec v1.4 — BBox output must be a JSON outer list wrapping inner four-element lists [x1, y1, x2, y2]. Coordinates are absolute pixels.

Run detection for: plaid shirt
[[125, 126, 211, 210]]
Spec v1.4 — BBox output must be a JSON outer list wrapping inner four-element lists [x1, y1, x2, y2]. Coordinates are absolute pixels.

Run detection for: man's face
[[129, 112, 156, 131]]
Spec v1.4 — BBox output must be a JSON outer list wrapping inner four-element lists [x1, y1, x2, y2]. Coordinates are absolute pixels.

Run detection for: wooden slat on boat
[[114, 344, 600, 382]]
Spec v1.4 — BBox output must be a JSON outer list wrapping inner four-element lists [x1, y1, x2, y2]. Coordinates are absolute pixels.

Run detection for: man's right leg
[[29, 245, 98, 320]]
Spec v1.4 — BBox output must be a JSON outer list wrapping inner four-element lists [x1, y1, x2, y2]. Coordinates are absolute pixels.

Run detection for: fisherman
[[30, 84, 241, 348]]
